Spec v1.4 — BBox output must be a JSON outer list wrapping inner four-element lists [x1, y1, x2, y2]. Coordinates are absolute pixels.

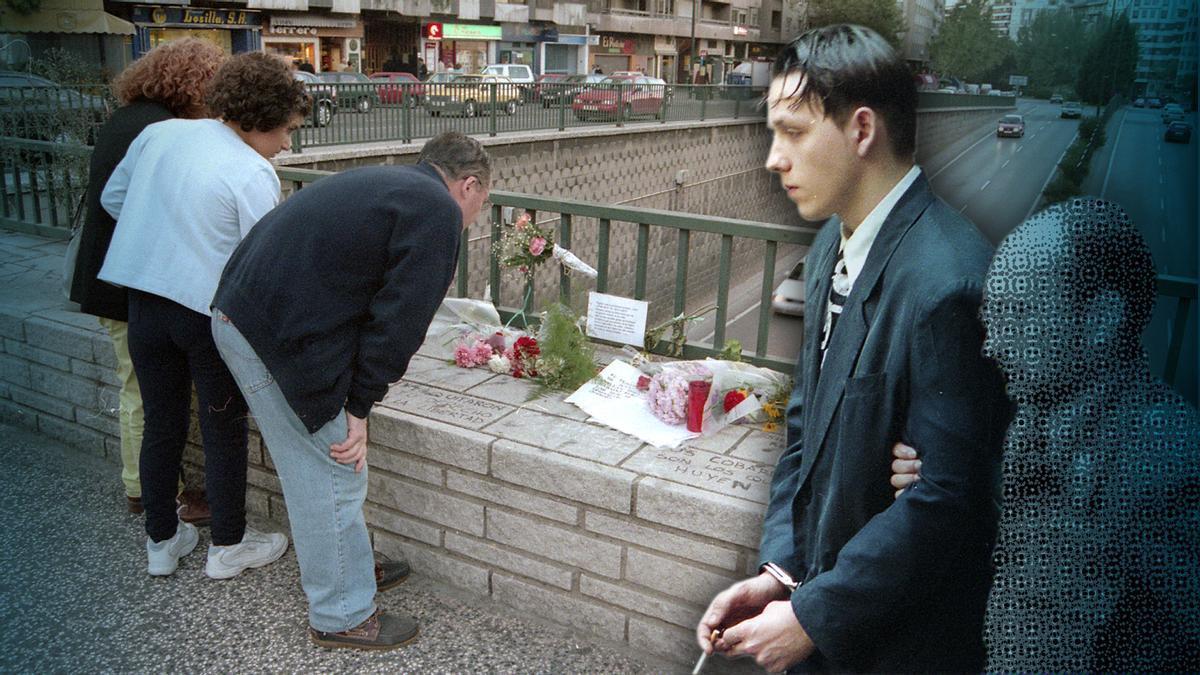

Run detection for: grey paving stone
[[492, 440, 637, 513], [621, 445, 773, 504], [482, 409, 643, 466], [634, 477, 766, 549]]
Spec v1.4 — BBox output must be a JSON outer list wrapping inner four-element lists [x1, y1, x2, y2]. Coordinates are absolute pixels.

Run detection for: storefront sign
[[442, 23, 501, 40], [732, 25, 748, 36], [423, 22, 443, 39], [268, 25, 317, 35], [270, 14, 356, 28], [597, 34, 635, 54], [134, 6, 261, 27]]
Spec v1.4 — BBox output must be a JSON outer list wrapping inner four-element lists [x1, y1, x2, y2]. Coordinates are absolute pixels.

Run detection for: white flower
[[488, 354, 512, 374]]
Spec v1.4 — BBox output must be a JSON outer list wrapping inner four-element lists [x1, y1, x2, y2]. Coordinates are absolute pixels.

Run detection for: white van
[[483, 64, 534, 100]]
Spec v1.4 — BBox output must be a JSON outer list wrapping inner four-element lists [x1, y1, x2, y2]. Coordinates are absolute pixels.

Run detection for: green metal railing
[[0, 136, 91, 239], [277, 165, 817, 370], [274, 167, 1196, 380]]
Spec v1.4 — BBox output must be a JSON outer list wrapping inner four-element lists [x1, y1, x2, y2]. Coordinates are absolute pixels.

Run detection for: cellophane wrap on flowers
[[423, 297, 525, 360], [647, 362, 712, 426], [705, 358, 792, 432]]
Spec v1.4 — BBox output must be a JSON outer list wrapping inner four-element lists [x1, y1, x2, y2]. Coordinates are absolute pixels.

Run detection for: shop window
[[771, 10, 781, 29]]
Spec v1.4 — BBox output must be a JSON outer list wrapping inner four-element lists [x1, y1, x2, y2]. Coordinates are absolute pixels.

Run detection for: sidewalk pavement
[[0, 421, 679, 673]]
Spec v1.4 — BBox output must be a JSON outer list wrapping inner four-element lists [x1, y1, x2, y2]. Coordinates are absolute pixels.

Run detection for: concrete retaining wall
[[0, 231, 781, 669]]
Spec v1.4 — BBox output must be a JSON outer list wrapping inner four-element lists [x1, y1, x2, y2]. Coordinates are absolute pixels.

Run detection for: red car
[[997, 113, 1025, 138], [368, 72, 424, 106], [572, 75, 666, 121]]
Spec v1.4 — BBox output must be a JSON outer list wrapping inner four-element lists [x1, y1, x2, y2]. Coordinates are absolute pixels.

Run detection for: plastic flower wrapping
[[642, 358, 791, 435]]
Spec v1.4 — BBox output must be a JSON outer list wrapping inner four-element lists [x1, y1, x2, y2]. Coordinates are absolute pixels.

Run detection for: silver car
[[771, 261, 806, 316]]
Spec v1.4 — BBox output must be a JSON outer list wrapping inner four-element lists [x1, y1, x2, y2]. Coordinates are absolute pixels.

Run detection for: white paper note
[[586, 292, 649, 347], [565, 360, 699, 448]]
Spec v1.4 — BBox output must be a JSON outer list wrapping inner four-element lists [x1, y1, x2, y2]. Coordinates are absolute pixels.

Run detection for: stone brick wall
[[0, 232, 781, 669]]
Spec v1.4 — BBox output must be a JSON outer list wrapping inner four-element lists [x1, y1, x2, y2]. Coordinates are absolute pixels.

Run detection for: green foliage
[[1041, 101, 1117, 206], [718, 339, 743, 362], [1016, 8, 1088, 94], [29, 47, 109, 86], [535, 303, 598, 392], [806, 0, 903, 48], [1076, 13, 1138, 104], [930, 0, 1014, 83]]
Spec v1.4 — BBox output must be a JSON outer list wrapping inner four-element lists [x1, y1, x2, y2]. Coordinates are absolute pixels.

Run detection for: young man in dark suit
[[696, 24, 1010, 672]]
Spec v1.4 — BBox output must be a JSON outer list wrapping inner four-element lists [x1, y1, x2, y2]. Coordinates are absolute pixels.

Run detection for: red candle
[[687, 380, 712, 433]]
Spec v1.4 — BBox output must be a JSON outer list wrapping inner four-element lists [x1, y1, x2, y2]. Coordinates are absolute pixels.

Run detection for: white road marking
[[1027, 131, 1079, 222], [1002, 160, 1011, 168], [980, 180, 991, 191], [1017, 145, 1023, 152], [929, 128, 996, 181], [1101, 108, 1129, 198], [1161, 198, 1166, 210]]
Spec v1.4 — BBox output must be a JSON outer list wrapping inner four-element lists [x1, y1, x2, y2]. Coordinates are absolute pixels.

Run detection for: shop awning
[[3, 0, 135, 35]]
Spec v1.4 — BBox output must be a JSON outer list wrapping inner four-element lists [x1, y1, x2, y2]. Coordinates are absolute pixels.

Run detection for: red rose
[[723, 389, 748, 413]]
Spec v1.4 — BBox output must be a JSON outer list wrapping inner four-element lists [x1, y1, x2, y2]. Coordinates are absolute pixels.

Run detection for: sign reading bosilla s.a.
[[133, 6, 262, 28]]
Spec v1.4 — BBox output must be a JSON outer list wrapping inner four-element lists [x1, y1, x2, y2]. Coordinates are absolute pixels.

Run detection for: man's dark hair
[[772, 24, 917, 158], [1053, 198, 1156, 359], [419, 131, 492, 187], [207, 52, 311, 132]]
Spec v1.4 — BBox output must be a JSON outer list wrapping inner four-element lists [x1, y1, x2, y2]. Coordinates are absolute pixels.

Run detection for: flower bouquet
[[642, 358, 791, 435]]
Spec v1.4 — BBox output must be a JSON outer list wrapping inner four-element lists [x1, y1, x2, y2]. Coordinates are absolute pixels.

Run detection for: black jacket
[[213, 163, 462, 432], [70, 100, 174, 320], [759, 174, 1012, 672]]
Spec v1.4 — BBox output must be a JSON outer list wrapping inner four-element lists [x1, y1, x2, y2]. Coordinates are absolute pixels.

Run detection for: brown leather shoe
[[127, 496, 143, 514], [310, 610, 419, 651], [176, 489, 211, 527], [375, 553, 411, 592]]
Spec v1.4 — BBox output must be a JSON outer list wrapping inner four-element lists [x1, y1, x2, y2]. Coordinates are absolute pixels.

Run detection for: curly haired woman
[[97, 52, 309, 579], [70, 38, 226, 519]]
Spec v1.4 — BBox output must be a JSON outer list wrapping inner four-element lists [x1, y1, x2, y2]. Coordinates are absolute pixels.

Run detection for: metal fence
[[275, 167, 1195, 380], [290, 81, 767, 151]]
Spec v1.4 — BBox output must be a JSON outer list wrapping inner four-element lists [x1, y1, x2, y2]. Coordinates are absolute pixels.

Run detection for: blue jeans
[[211, 309, 376, 632]]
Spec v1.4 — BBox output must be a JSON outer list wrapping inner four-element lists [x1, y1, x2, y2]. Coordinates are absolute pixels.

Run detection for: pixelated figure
[[982, 197, 1199, 670]]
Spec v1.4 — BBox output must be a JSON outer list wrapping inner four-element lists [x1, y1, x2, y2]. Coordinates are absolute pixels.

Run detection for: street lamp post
[[690, 0, 699, 82]]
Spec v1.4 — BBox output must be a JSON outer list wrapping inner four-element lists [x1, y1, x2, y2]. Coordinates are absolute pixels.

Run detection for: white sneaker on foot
[[205, 526, 288, 580], [146, 521, 199, 576]]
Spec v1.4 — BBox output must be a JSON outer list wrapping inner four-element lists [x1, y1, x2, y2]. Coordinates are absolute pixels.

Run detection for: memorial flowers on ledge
[[493, 211, 555, 282]]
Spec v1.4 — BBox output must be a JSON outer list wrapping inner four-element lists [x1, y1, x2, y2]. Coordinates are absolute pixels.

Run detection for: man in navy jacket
[[696, 26, 1010, 672], [212, 131, 491, 650]]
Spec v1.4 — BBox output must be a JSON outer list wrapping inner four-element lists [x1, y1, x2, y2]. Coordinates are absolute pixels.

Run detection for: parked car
[[316, 71, 379, 113], [1161, 103, 1186, 124], [997, 113, 1025, 138], [369, 71, 424, 106], [533, 73, 567, 102], [771, 260, 805, 316], [1060, 101, 1082, 118], [540, 74, 604, 107], [1049, 94, 1063, 104], [293, 71, 336, 127], [1165, 122, 1192, 143], [1145, 97, 1163, 108], [482, 64, 534, 101], [1133, 97, 1146, 107], [424, 74, 520, 117], [572, 75, 666, 121], [0, 71, 109, 143], [644, 76, 674, 105]]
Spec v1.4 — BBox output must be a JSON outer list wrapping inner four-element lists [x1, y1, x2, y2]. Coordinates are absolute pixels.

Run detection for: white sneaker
[[205, 526, 288, 580], [146, 521, 199, 576]]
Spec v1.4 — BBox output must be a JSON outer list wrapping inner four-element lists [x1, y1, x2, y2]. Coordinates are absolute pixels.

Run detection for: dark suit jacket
[[69, 100, 173, 321], [759, 174, 1011, 672]]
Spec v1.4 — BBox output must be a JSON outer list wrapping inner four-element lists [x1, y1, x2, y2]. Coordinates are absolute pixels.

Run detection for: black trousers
[[126, 290, 248, 546]]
